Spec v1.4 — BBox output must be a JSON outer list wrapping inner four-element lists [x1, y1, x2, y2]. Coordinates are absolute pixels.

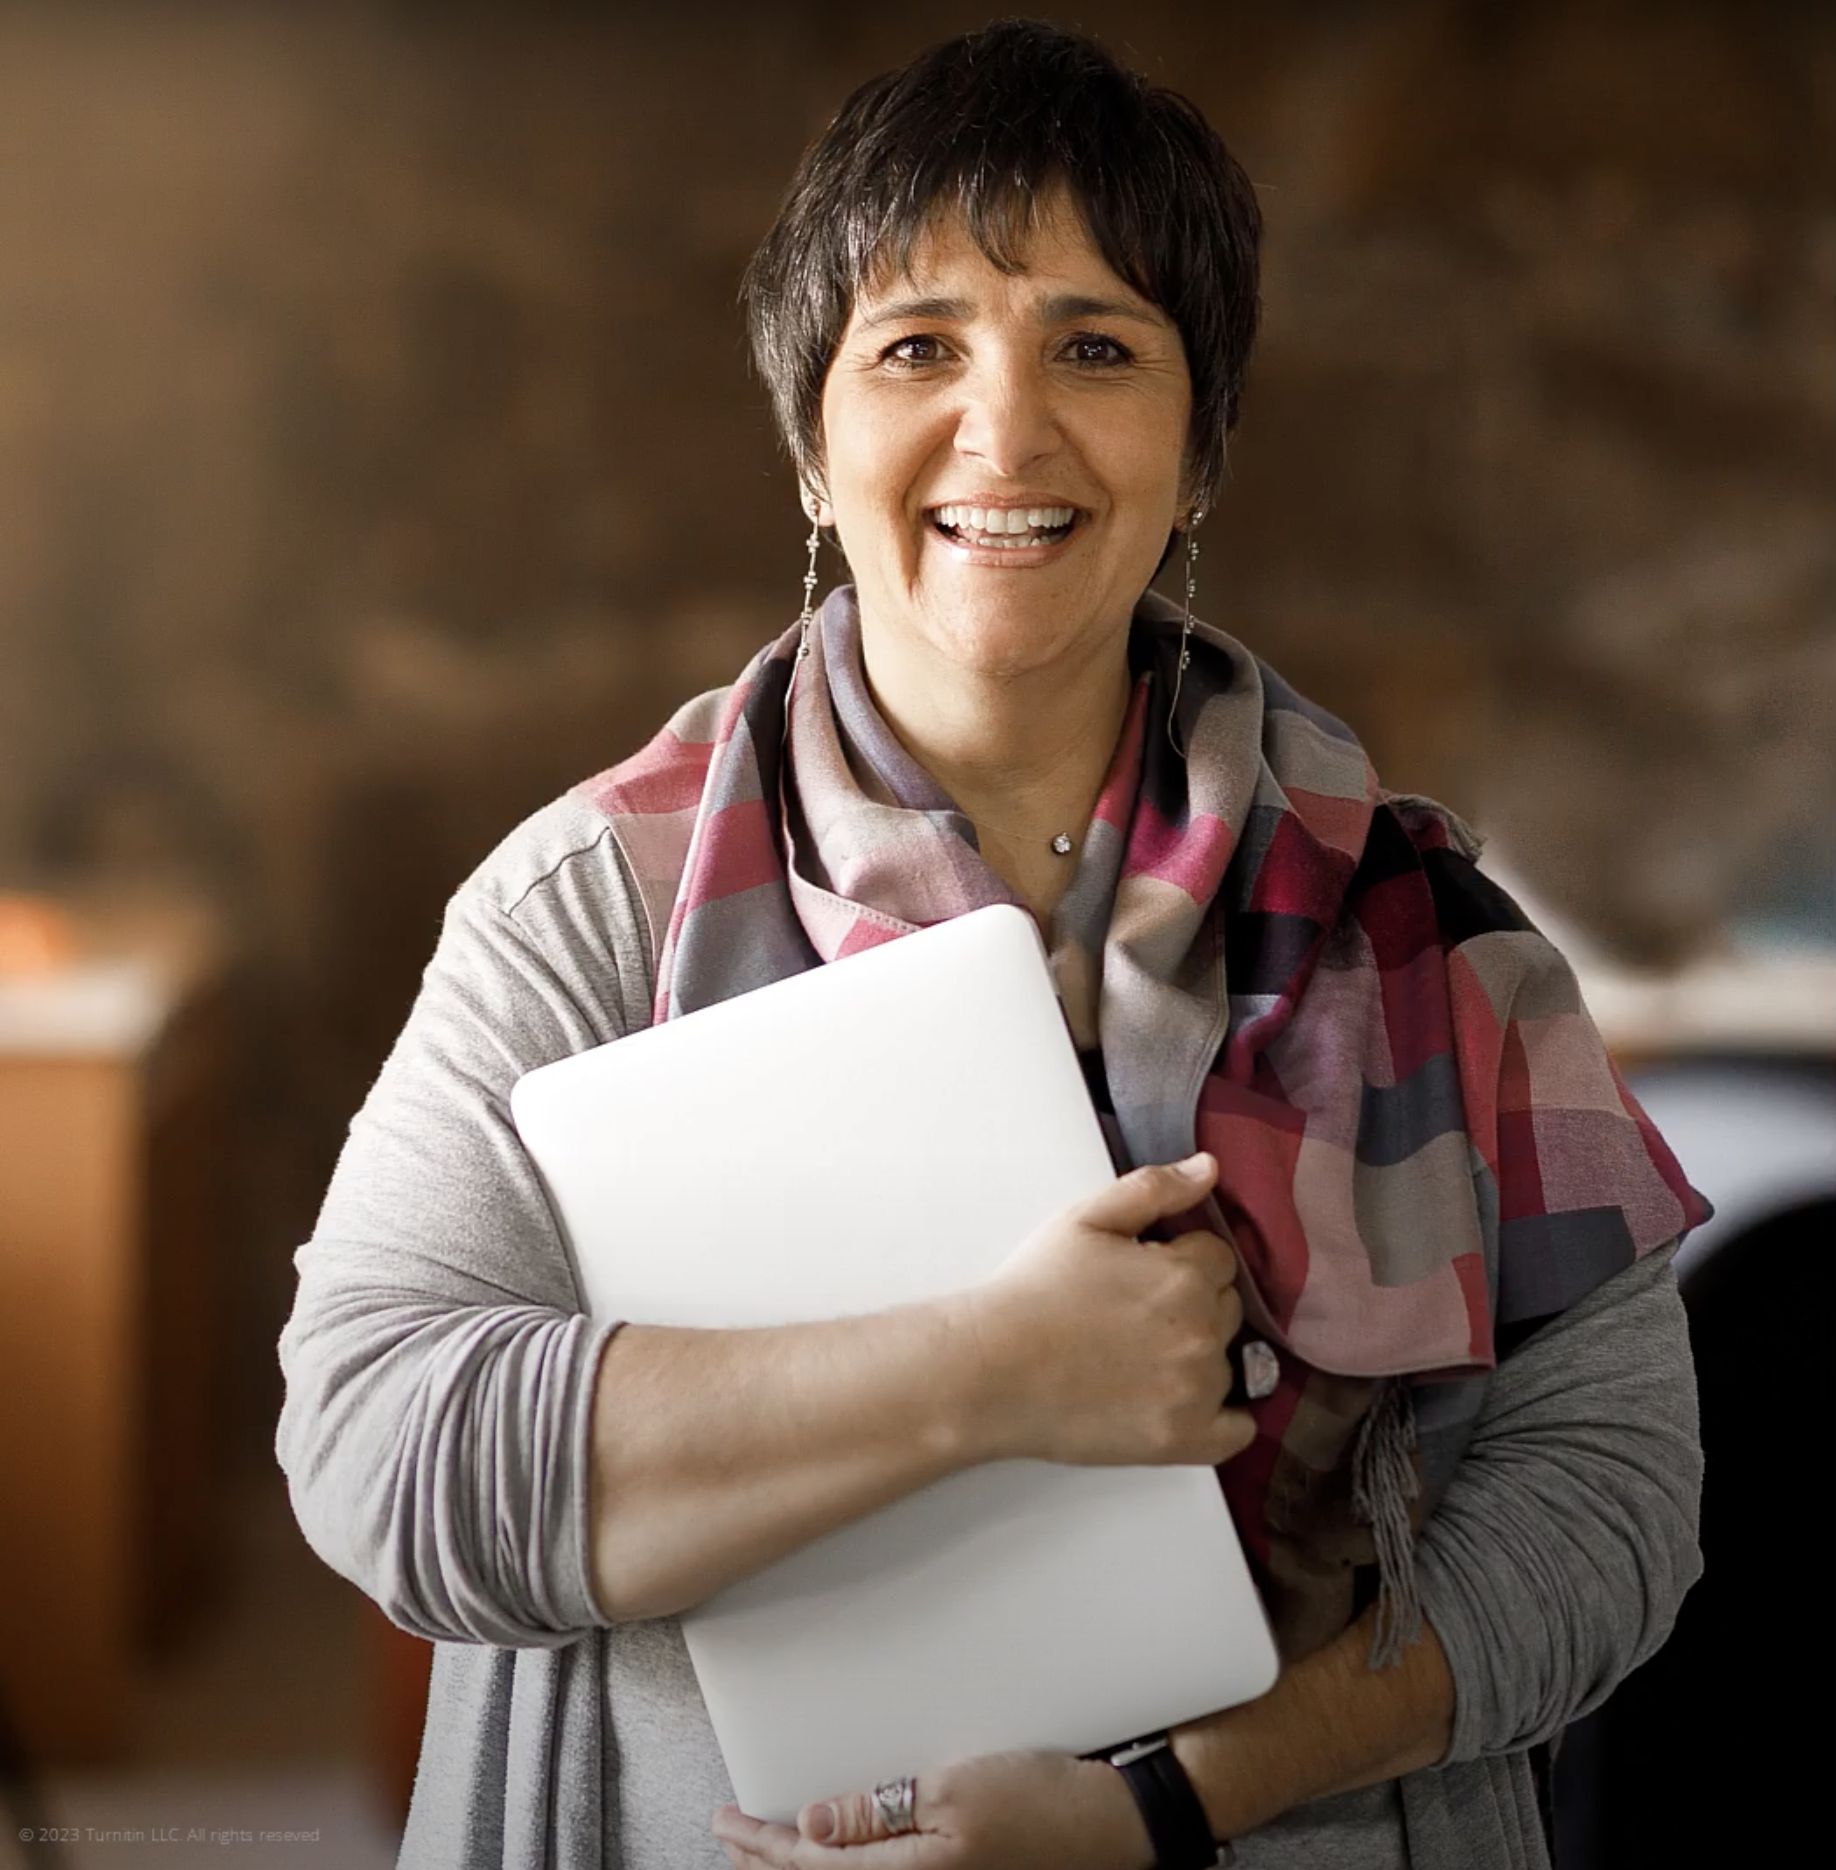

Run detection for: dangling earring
[[1166, 509, 1203, 757], [797, 511, 822, 659]]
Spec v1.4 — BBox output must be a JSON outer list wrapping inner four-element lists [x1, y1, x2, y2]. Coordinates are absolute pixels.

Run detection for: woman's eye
[[884, 334, 946, 366], [1065, 333, 1131, 366]]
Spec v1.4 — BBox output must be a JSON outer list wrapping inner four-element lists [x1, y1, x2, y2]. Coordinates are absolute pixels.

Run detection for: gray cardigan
[[276, 793, 1704, 1869]]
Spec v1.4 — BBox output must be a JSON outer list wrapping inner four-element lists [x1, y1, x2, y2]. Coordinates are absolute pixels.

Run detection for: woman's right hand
[[949, 1152, 1257, 1469]]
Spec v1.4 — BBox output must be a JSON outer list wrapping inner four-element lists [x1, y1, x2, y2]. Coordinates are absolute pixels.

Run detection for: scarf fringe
[[1353, 1378, 1423, 1669]]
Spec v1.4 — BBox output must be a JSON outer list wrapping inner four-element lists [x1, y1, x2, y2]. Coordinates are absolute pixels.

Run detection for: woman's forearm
[[1169, 1607, 1454, 1841], [586, 1158, 1253, 1623], [586, 1304, 989, 1620], [1163, 1251, 1694, 1847]]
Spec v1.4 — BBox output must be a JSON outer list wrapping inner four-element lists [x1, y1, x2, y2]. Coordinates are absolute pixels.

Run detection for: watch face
[[1108, 1734, 1169, 1768]]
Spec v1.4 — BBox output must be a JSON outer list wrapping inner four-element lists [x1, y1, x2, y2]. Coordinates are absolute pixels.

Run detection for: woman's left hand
[[711, 1751, 1156, 1870]]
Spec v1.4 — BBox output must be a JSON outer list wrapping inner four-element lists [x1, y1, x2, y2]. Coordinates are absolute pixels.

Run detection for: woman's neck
[[858, 622, 1133, 930]]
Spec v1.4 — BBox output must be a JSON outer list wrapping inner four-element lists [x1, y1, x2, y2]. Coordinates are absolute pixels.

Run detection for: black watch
[[1105, 1734, 1230, 1870]]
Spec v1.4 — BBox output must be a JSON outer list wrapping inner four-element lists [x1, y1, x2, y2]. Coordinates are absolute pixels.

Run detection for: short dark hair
[[742, 19, 1261, 514]]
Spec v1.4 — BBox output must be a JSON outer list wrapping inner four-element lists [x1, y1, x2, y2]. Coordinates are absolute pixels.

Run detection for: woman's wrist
[[1168, 1719, 1260, 1847], [1106, 1736, 1224, 1867], [1076, 1757, 1160, 1870], [1166, 1607, 1456, 1843], [929, 1287, 1028, 1464]]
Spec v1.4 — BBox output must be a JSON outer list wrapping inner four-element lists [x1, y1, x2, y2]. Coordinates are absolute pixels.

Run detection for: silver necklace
[[977, 821, 1078, 856]]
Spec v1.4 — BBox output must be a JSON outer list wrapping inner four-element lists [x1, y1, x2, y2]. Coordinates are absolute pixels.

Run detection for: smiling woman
[[276, 20, 1708, 1870], [740, 29, 1256, 923], [812, 202, 1197, 917]]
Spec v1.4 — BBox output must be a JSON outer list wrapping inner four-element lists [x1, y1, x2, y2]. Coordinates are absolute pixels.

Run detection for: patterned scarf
[[578, 586, 1706, 1663]]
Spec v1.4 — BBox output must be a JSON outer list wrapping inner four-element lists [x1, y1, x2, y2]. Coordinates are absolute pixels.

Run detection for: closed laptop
[[512, 903, 1278, 1821]]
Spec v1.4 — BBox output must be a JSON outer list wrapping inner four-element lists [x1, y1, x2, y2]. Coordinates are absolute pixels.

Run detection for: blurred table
[[0, 895, 234, 1761], [1575, 945, 1836, 1062]]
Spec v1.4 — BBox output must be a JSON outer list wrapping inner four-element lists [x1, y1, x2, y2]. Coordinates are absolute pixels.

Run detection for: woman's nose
[[953, 361, 1059, 476]]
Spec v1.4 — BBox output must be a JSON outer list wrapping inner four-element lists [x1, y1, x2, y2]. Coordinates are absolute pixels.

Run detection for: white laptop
[[511, 903, 1277, 1822]]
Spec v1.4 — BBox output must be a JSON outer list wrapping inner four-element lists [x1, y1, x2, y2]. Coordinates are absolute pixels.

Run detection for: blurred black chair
[[1554, 1197, 1836, 1866]]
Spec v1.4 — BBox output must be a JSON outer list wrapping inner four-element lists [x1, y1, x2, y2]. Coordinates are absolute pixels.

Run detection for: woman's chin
[[917, 607, 1116, 682], [856, 561, 1128, 683]]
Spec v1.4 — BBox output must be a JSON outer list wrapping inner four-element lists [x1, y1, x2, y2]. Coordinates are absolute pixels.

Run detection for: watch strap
[[1107, 1734, 1227, 1870]]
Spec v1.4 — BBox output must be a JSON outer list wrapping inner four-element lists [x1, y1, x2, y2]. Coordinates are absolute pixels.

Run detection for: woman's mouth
[[928, 503, 1079, 550]]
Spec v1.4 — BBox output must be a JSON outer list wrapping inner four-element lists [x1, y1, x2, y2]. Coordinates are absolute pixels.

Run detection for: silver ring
[[872, 1776, 917, 1834]]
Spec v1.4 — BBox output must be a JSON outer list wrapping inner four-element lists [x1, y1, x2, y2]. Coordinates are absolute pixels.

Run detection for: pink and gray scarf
[[578, 586, 1706, 1662]]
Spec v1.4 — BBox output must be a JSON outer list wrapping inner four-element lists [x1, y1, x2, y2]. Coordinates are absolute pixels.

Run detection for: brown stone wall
[[0, 0, 1829, 1449]]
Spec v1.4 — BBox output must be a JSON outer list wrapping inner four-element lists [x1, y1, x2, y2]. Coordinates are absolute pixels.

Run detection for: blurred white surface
[[1482, 848, 1836, 1056], [1577, 949, 1836, 1058], [1628, 1063, 1836, 1280], [0, 959, 171, 1056]]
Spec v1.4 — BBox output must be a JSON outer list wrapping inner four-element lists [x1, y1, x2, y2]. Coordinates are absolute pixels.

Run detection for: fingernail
[[802, 1804, 835, 1842], [1180, 1151, 1213, 1176]]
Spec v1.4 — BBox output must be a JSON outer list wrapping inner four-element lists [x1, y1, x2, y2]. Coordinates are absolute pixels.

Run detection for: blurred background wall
[[0, 0, 1829, 1461]]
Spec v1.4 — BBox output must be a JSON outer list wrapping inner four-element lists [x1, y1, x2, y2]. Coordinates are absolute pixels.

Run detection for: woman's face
[[817, 197, 1192, 689]]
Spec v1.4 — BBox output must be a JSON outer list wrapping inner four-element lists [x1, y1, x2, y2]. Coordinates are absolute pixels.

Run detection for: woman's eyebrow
[[1038, 293, 1164, 326], [856, 296, 972, 329], [854, 291, 1164, 331]]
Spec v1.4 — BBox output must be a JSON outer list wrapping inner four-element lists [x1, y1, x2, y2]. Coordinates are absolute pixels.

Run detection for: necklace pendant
[[1050, 832, 1074, 856]]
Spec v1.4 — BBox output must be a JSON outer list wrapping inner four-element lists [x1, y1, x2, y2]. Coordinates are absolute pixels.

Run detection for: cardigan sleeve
[[275, 798, 652, 1647], [1416, 1243, 1703, 1761]]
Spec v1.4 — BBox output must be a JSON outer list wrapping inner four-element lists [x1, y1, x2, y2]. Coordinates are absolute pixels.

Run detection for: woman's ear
[[1175, 450, 1213, 534], [1172, 471, 1207, 534], [799, 485, 835, 530]]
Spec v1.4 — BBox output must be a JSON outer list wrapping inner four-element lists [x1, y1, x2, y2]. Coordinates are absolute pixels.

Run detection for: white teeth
[[930, 503, 1077, 540]]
